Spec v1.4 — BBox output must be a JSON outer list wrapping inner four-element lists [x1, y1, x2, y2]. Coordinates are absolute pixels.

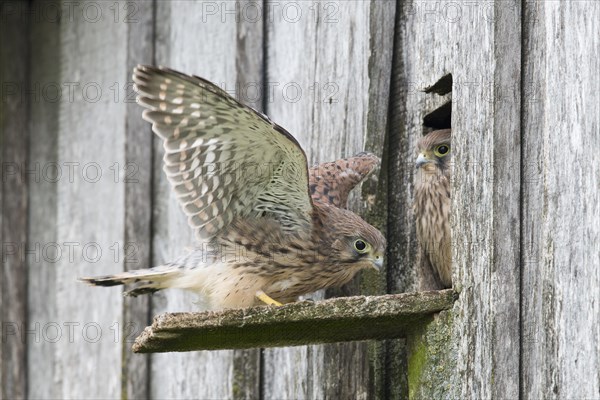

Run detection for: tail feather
[[79, 265, 182, 297], [124, 286, 161, 297]]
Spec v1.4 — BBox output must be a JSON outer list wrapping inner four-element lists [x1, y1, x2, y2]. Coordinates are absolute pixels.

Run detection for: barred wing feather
[[309, 152, 380, 209], [133, 65, 313, 240]]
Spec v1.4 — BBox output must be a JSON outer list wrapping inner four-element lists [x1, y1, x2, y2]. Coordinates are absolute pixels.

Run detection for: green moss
[[133, 291, 456, 353], [231, 373, 242, 399], [407, 331, 428, 399], [406, 310, 456, 399]]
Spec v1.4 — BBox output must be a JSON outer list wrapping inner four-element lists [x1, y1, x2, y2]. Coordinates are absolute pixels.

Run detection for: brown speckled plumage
[[81, 65, 385, 309], [309, 152, 380, 209], [414, 129, 452, 288]]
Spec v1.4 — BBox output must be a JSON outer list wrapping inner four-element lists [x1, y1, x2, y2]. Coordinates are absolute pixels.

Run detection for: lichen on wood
[[407, 310, 456, 399], [133, 290, 456, 353]]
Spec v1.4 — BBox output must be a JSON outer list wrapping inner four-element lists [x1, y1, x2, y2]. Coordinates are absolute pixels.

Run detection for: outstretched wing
[[133, 65, 313, 240], [309, 152, 380, 209]]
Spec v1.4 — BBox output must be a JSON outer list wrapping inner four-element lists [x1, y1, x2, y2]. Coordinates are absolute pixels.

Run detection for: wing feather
[[309, 152, 380, 208], [133, 65, 313, 240]]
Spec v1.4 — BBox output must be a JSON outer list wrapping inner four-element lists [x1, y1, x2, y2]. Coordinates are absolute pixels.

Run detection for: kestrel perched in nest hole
[[414, 129, 452, 288], [81, 65, 385, 309]]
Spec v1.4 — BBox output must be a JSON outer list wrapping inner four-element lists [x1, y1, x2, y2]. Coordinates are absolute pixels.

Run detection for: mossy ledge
[[133, 289, 457, 353]]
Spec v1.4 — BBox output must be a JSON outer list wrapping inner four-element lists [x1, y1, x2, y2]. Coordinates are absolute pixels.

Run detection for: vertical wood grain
[[11, 1, 600, 399], [122, 1, 154, 398], [0, 2, 29, 398], [448, 1, 522, 397], [52, 1, 128, 397], [27, 2, 156, 398], [389, 3, 457, 398], [26, 1, 60, 398], [488, 2, 522, 397], [233, 4, 265, 397], [396, 1, 522, 398], [150, 2, 263, 398], [262, 1, 394, 399], [521, 2, 600, 398], [383, 5, 414, 398], [386, 1, 422, 296]]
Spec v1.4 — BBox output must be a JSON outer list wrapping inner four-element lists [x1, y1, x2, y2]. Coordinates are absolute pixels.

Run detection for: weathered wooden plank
[[232, 5, 265, 398], [396, 1, 522, 398], [384, 2, 457, 398], [324, 3, 396, 400], [26, 1, 61, 398], [122, 1, 154, 398], [0, 2, 29, 398], [262, 1, 395, 399], [405, 309, 454, 399], [133, 291, 457, 353], [521, 2, 600, 398], [406, 2, 523, 398], [450, 0, 522, 395], [383, 5, 417, 398], [486, 3, 522, 398], [150, 1, 263, 398], [52, 2, 129, 397], [385, 1, 418, 296], [388, 2, 455, 295]]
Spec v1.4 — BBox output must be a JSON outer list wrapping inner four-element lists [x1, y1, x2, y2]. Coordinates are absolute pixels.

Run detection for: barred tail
[[79, 265, 182, 297]]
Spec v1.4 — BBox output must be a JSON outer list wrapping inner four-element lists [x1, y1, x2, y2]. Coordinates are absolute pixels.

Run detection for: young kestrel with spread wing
[[414, 129, 452, 288], [81, 66, 385, 309]]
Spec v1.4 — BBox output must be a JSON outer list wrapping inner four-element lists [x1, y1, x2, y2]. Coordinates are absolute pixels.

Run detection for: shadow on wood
[[133, 290, 457, 353]]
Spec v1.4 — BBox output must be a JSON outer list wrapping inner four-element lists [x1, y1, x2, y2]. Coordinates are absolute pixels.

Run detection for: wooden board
[[25, 2, 155, 398], [26, 1, 60, 398], [0, 2, 29, 398], [50, 2, 129, 397], [122, 1, 155, 398], [396, 1, 522, 398], [7, 1, 600, 398], [150, 1, 263, 398], [521, 2, 600, 398], [451, 3, 522, 397], [263, 1, 395, 398], [133, 291, 457, 352]]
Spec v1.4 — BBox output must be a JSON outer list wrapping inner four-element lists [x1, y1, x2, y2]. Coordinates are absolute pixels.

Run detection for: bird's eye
[[353, 239, 370, 253], [434, 144, 450, 157]]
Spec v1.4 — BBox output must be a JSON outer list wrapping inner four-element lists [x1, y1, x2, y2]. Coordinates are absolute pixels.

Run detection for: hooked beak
[[371, 254, 384, 271], [416, 153, 432, 168]]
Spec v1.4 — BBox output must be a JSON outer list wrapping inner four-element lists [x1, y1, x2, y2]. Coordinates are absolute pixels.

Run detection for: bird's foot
[[256, 290, 282, 306]]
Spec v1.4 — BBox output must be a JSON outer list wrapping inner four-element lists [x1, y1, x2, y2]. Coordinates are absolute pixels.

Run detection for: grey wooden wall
[[391, 1, 599, 398], [1, 1, 598, 399]]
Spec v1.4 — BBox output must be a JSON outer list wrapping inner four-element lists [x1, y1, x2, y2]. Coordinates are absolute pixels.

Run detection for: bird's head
[[317, 205, 386, 272], [415, 129, 452, 174]]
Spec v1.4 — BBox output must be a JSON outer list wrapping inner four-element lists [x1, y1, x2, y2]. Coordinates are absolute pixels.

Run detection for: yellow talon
[[256, 290, 282, 306]]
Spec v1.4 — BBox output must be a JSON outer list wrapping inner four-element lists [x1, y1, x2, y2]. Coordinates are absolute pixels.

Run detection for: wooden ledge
[[132, 289, 457, 353]]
